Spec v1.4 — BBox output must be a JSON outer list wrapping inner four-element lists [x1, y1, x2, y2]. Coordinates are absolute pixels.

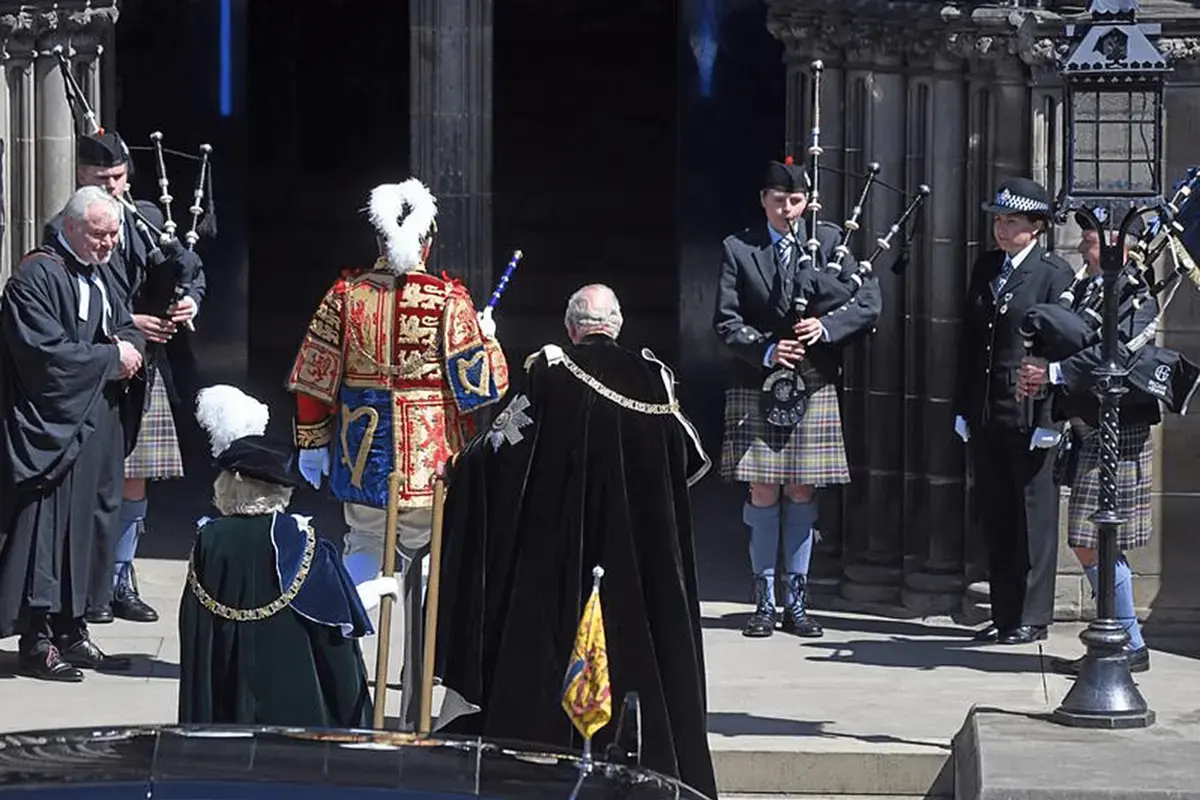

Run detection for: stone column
[[0, 46, 12, 281], [6, 42, 36, 263], [409, 0, 494, 304], [839, 42, 906, 605], [35, 51, 76, 229], [77, 39, 103, 128], [901, 52, 969, 614]]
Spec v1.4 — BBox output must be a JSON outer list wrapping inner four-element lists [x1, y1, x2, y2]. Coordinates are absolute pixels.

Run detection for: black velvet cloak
[[0, 241, 144, 636], [433, 336, 717, 799], [178, 511, 373, 728]]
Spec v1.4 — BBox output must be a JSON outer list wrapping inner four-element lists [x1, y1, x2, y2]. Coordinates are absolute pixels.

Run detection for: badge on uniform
[[999, 291, 1013, 316], [486, 393, 534, 452]]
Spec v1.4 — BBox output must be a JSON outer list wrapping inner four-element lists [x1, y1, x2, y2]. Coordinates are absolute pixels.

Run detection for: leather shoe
[[55, 634, 132, 672], [973, 624, 1000, 642], [1050, 646, 1150, 676], [781, 609, 824, 638], [84, 606, 114, 624], [17, 642, 84, 683], [998, 625, 1048, 645], [112, 594, 159, 623]]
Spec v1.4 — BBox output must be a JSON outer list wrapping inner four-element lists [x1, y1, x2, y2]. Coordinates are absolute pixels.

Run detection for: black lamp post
[[1051, 0, 1167, 729]]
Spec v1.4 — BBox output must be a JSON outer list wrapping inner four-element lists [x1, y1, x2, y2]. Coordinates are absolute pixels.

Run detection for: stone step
[[722, 795, 937, 800], [713, 748, 952, 797]]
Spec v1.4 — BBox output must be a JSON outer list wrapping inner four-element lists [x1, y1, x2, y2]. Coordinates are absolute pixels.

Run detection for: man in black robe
[[0, 186, 146, 681], [43, 130, 207, 625], [434, 284, 718, 799]]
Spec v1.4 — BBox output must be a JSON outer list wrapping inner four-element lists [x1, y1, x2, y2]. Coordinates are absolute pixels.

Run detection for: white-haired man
[[434, 283, 716, 798], [286, 178, 508, 722], [0, 186, 146, 681]]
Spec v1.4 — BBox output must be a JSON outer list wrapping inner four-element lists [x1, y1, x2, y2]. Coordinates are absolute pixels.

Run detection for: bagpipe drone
[[1020, 168, 1200, 415], [55, 46, 215, 329], [762, 59, 932, 429]]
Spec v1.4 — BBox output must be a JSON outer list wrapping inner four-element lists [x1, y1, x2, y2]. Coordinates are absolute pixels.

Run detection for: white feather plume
[[367, 179, 438, 272], [195, 384, 270, 458]]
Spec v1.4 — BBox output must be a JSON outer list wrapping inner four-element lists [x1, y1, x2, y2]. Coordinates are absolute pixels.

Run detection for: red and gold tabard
[[286, 267, 508, 510]]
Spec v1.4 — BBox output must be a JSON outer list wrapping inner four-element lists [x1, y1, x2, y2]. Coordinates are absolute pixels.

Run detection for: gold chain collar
[[187, 516, 317, 622], [556, 352, 679, 416]]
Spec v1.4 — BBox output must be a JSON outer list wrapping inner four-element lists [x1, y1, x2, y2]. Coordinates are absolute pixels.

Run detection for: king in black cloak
[[178, 385, 398, 727], [0, 187, 145, 680], [433, 285, 717, 799]]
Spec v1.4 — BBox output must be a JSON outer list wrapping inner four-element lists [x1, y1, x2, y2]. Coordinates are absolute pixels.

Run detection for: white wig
[[194, 384, 270, 458], [367, 178, 438, 272]]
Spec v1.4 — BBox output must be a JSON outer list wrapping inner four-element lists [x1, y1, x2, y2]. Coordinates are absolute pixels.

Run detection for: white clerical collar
[[57, 233, 112, 334]]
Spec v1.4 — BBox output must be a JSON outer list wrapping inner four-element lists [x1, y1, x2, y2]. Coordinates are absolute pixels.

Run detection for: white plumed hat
[[367, 178, 438, 271], [194, 384, 270, 458]]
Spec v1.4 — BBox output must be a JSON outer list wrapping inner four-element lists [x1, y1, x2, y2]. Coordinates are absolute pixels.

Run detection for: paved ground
[[2, 477, 1198, 796], [2, 554, 1197, 796]]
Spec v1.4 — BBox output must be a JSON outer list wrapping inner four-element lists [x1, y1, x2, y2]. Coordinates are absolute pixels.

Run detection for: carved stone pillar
[[35, 53, 74, 227], [6, 43, 36, 263], [409, 0, 493, 304], [839, 43, 906, 605], [901, 52, 969, 614], [0, 1, 118, 273]]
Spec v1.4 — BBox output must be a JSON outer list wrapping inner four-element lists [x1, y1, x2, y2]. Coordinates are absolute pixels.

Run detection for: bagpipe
[[1020, 168, 1200, 414], [54, 46, 215, 329], [762, 59, 932, 429]]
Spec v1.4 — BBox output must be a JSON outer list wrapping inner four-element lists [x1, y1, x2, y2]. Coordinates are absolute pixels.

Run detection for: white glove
[[477, 306, 497, 340], [298, 447, 330, 490], [954, 415, 970, 443], [1030, 426, 1062, 450], [356, 575, 402, 614]]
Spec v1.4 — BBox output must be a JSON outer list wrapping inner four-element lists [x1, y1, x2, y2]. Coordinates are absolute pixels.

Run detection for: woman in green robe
[[178, 385, 397, 728]]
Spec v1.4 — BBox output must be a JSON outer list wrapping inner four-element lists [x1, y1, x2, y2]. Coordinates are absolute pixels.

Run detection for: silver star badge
[[486, 394, 534, 453]]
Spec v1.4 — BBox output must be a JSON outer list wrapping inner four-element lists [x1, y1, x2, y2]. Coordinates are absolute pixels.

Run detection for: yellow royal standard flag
[[561, 567, 612, 740]]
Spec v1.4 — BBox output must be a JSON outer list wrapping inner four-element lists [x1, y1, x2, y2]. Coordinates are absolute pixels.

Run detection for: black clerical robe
[[434, 336, 717, 799], [0, 241, 145, 637]]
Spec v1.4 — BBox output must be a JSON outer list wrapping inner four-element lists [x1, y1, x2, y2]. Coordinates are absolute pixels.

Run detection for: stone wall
[[0, 0, 118, 285], [763, 0, 1200, 624]]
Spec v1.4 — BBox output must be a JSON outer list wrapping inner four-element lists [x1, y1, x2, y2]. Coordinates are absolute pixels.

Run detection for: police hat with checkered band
[[981, 177, 1053, 219]]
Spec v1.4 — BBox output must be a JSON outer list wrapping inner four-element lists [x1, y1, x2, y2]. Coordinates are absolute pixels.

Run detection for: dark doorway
[[493, 0, 680, 366]]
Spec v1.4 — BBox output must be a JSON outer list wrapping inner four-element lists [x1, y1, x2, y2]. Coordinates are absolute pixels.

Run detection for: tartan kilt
[[719, 366, 850, 486], [1067, 422, 1153, 551], [124, 368, 185, 480]]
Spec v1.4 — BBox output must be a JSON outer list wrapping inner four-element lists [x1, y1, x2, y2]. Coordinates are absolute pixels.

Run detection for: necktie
[[992, 254, 1015, 297], [776, 237, 795, 272], [777, 237, 797, 300]]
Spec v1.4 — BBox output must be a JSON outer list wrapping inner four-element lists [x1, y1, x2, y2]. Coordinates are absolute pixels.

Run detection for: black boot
[[742, 575, 777, 638], [780, 573, 824, 638], [112, 562, 159, 623]]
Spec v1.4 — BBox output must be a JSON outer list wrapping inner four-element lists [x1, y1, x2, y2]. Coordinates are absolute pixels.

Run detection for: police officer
[[953, 177, 1075, 645]]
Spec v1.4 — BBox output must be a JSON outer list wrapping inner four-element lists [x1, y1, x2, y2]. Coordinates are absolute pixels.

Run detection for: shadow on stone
[[0, 648, 178, 680], [707, 711, 952, 750], [799, 637, 1053, 675]]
